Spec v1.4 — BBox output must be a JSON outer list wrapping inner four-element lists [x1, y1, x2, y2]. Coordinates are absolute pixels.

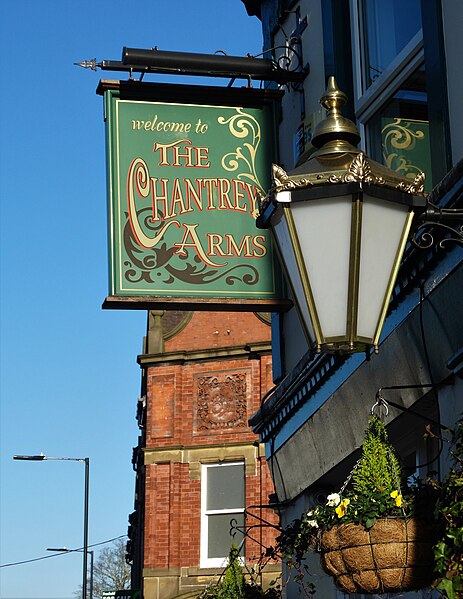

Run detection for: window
[[366, 66, 433, 189], [200, 462, 245, 568], [349, 0, 433, 186], [361, 0, 422, 89]]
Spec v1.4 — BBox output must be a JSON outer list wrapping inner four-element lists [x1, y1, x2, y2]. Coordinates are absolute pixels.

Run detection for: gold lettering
[[207, 234, 227, 256], [131, 114, 193, 133], [174, 224, 225, 268], [232, 180, 247, 213], [225, 234, 252, 257], [150, 114, 158, 131], [183, 179, 203, 213], [201, 179, 219, 210], [196, 147, 210, 168], [170, 179, 188, 217], [150, 177, 172, 221], [153, 140, 210, 168], [252, 235, 267, 257], [127, 158, 180, 248], [218, 178, 233, 210], [172, 140, 195, 167], [153, 140, 185, 167]]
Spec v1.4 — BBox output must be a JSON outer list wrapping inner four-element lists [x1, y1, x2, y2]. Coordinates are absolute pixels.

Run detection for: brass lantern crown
[[272, 78, 426, 198]]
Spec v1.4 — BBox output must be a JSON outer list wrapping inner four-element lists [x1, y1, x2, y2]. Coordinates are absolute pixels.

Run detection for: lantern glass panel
[[290, 196, 352, 339], [357, 195, 410, 339], [272, 196, 316, 343]]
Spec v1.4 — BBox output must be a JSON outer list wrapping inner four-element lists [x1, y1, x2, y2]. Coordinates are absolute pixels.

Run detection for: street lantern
[[257, 77, 427, 354]]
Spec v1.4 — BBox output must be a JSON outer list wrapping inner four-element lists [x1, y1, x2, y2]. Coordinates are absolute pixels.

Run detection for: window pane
[[367, 67, 432, 189], [362, 0, 422, 87], [207, 464, 245, 511], [207, 513, 245, 559]]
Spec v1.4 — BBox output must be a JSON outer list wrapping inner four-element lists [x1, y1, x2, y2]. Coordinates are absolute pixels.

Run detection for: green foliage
[[273, 415, 438, 597], [352, 416, 403, 495], [432, 419, 463, 599], [197, 547, 281, 599], [220, 547, 245, 597], [296, 416, 416, 532]]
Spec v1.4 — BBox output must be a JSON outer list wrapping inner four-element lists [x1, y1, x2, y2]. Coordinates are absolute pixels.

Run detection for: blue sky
[[0, 2, 262, 597]]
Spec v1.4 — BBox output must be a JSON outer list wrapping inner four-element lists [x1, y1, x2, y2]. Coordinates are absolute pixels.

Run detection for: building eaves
[[241, 0, 263, 18]]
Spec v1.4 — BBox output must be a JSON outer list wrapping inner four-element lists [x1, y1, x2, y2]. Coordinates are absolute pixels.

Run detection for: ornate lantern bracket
[[412, 202, 463, 249]]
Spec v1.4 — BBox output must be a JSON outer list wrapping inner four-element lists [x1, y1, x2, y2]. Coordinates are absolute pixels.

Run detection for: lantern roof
[[271, 77, 427, 201]]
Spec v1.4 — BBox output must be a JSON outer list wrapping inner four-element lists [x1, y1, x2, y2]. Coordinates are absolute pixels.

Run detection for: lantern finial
[[320, 76, 347, 115], [311, 76, 360, 151]]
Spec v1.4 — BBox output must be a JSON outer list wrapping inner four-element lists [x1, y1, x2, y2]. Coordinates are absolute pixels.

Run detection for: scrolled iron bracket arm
[[411, 201, 463, 249]]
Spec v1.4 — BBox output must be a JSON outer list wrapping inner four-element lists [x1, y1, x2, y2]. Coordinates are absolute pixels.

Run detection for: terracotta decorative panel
[[194, 371, 247, 433]]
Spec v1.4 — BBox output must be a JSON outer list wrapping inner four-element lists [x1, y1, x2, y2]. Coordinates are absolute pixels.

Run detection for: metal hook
[[370, 390, 389, 419]]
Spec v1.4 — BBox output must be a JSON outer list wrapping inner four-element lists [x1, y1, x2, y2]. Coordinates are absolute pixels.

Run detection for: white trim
[[349, 0, 365, 102], [356, 42, 424, 123], [200, 461, 245, 569], [349, 0, 424, 121]]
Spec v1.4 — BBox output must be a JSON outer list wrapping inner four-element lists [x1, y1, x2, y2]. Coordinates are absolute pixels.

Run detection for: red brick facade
[[132, 311, 280, 599]]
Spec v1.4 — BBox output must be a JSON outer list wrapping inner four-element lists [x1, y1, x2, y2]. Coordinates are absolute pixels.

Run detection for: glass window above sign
[[361, 0, 422, 89], [366, 67, 432, 190]]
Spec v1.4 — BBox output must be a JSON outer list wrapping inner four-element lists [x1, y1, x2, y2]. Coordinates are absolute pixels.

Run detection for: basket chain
[[338, 457, 362, 496]]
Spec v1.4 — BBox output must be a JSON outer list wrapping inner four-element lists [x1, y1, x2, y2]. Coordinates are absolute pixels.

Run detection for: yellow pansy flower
[[390, 490, 403, 507], [335, 498, 350, 518]]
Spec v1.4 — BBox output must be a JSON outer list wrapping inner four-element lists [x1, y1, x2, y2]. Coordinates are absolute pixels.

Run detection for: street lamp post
[[13, 454, 90, 599], [47, 547, 94, 599]]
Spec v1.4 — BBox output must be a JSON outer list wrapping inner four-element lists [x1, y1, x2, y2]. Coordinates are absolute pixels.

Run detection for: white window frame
[[349, 0, 425, 126], [200, 461, 245, 569]]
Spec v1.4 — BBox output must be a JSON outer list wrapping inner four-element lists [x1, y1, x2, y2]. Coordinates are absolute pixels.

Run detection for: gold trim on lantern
[[373, 211, 415, 346], [284, 205, 324, 346]]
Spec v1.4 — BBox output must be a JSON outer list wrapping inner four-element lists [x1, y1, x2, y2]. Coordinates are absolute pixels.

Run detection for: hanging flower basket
[[320, 517, 435, 594], [274, 414, 439, 596]]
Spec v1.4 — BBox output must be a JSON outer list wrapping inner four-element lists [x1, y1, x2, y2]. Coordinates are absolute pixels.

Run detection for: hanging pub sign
[[99, 81, 287, 311]]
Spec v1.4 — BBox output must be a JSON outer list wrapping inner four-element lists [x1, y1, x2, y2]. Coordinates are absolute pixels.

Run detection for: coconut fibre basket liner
[[320, 518, 435, 594]]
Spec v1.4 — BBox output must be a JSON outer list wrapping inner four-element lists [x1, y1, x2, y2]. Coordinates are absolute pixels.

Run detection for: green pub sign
[[103, 86, 283, 309]]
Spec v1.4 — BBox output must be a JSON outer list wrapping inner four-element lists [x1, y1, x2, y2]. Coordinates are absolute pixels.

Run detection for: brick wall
[[164, 311, 271, 352], [142, 311, 279, 580]]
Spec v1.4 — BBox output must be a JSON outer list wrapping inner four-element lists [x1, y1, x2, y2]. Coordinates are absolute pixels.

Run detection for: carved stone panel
[[194, 370, 248, 434]]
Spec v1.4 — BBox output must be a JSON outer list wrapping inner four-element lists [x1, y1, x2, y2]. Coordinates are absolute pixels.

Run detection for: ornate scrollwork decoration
[[273, 42, 305, 74], [123, 208, 261, 287], [396, 171, 426, 195], [218, 108, 264, 192], [382, 118, 427, 182], [412, 202, 463, 249], [328, 152, 386, 185], [272, 163, 290, 189], [271, 163, 313, 193], [411, 221, 463, 249]]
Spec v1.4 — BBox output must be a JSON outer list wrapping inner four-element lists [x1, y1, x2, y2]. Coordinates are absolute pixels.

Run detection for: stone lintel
[[144, 442, 266, 478]]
